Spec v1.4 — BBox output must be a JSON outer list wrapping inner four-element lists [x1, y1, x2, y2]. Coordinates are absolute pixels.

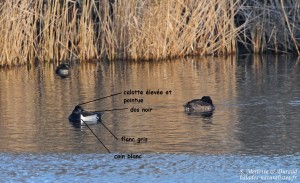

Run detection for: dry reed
[[0, 0, 299, 67], [236, 0, 300, 54]]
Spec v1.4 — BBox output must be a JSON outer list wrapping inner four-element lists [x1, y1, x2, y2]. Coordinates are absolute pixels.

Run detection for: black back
[[55, 63, 70, 74]]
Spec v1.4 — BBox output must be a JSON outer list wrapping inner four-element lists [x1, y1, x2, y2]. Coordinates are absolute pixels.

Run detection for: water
[[0, 153, 298, 183], [0, 55, 299, 182]]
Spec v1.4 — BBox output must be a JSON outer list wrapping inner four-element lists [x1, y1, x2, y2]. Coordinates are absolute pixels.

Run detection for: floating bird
[[184, 96, 215, 113], [55, 63, 70, 77], [68, 105, 101, 125]]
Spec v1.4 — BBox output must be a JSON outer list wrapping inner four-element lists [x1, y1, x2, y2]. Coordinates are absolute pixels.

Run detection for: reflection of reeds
[[0, 0, 299, 66]]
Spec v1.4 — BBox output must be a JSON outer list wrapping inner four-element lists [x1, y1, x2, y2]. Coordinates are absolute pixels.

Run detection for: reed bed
[[236, 0, 300, 54], [0, 0, 299, 66]]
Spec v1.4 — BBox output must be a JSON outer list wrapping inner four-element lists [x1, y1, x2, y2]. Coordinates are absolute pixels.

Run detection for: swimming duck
[[68, 105, 101, 125], [184, 96, 215, 113], [55, 63, 70, 77]]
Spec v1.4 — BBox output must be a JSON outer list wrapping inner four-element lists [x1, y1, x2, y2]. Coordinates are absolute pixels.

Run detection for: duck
[[55, 63, 70, 77], [68, 105, 101, 125], [184, 96, 215, 113]]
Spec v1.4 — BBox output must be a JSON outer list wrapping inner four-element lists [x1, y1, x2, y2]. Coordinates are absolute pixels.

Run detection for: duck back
[[184, 98, 215, 113]]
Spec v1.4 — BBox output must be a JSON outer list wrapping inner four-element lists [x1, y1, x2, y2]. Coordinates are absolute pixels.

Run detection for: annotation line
[[100, 122, 118, 140], [79, 92, 122, 105], [96, 108, 128, 113], [81, 119, 111, 153]]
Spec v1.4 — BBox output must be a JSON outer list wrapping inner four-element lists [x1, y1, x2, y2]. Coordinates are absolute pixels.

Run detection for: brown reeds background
[[237, 0, 300, 54], [0, 0, 299, 66]]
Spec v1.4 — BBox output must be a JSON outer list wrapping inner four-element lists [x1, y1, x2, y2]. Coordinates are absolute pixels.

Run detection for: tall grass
[[0, 0, 299, 66], [236, 0, 300, 54], [108, 0, 239, 60]]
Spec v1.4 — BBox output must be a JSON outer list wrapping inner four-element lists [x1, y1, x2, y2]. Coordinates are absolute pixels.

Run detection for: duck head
[[72, 105, 84, 114], [201, 96, 213, 105]]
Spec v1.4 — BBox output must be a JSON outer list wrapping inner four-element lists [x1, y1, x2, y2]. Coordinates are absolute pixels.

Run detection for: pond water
[[0, 55, 299, 182]]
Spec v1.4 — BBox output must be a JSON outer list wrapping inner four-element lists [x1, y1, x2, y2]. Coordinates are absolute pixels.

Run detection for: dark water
[[0, 55, 299, 182]]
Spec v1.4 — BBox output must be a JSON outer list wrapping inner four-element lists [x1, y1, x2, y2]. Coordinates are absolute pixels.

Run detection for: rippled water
[[0, 153, 299, 183], [0, 54, 299, 182]]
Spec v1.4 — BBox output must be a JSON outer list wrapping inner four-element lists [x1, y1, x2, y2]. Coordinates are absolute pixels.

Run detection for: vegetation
[[237, 0, 300, 54], [0, 0, 299, 66]]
